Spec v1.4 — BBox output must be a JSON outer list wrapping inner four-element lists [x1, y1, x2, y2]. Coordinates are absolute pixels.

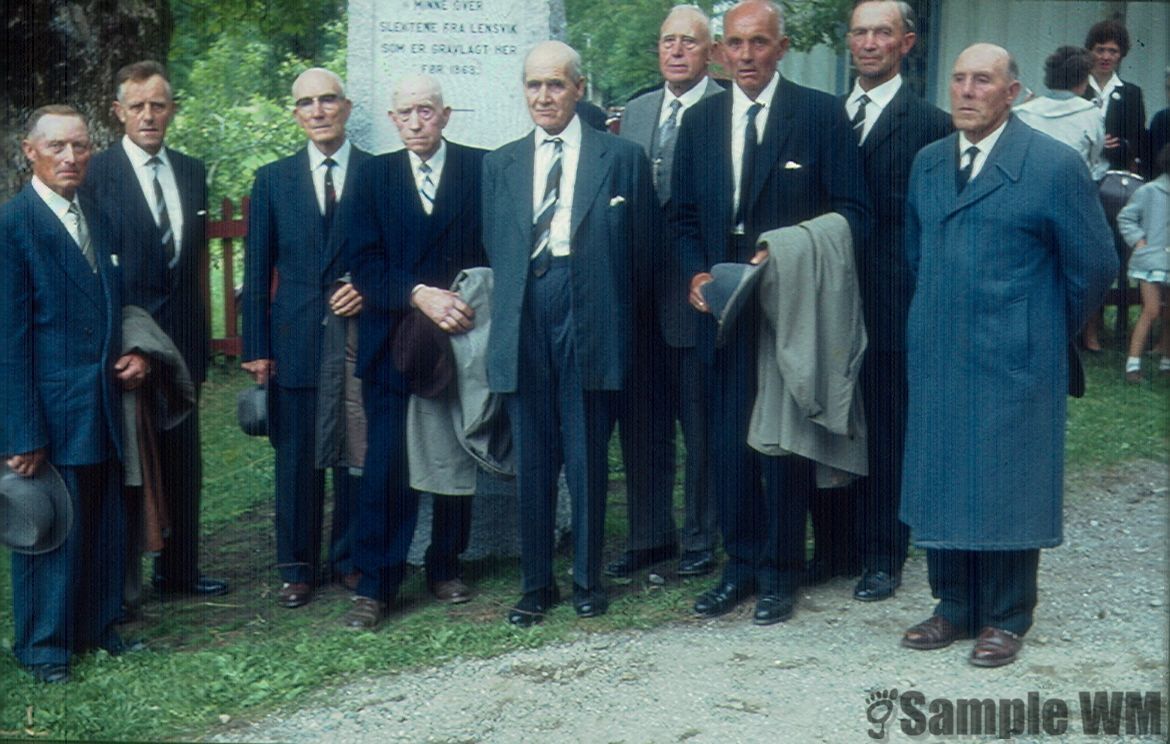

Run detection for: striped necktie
[[419, 161, 436, 215], [147, 156, 176, 267], [531, 137, 563, 278], [66, 202, 96, 272], [851, 94, 870, 144]]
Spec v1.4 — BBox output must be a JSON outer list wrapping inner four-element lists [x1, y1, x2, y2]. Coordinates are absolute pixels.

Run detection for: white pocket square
[[784, 161, 802, 170], [609, 195, 626, 206], [196, 209, 208, 216], [111, 254, 119, 267]]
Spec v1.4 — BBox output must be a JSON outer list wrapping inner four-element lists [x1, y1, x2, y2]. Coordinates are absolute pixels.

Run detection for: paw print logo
[[866, 688, 899, 739]]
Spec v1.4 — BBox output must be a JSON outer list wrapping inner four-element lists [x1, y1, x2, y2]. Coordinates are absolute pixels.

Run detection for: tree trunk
[[1, 0, 172, 199]]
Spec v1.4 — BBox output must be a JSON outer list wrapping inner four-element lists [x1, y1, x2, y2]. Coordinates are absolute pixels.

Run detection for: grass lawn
[[0, 343, 1166, 742]]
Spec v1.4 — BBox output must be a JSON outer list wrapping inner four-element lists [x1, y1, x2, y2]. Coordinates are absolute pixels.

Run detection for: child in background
[[1118, 143, 1170, 382]]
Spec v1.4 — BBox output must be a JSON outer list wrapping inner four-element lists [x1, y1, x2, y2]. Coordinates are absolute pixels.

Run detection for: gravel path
[[209, 461, 1167, 743]]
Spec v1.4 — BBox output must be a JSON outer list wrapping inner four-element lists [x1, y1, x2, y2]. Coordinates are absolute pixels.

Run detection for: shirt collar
[[535, 113, 582, 150], [732, 71, 780, 117], [30, 175, 77, 219], [665, 77, 709, 109], [407, 139, 447, 173], [850, 73, 902, 110], [1088, 72, 1122, 96], [958, 116, 1009, 157], [307, 138, 352, 170], [122, 134, 171, 169]]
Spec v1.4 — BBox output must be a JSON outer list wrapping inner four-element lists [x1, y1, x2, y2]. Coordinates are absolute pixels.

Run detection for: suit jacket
[[84, 144, 211, 383], [847, 82, 952, 352], [243, 144, 372, 388], [671, 76, 870, 349], [343, 141, 486, 393], [1084, 78, 1148, 175], [899, 116, 1117, 550], [620, 78, 724, 206], [483, 123, 658, 393], [0, 184, 124, 466]]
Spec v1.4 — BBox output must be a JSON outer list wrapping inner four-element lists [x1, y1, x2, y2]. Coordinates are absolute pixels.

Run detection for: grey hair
[[291, 67, 347, 99], [853, 1, 916, 34], [663, 4, 713, 42], [522, 41, 584, 84]]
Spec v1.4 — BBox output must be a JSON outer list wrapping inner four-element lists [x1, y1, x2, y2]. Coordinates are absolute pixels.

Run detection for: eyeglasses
[[294, 94, 342, 111]]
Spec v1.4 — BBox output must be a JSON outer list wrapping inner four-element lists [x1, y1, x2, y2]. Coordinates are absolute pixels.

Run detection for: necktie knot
[[746, 102, 763, 124], [323, 157, 336, 169], [957, 145, 980, 192]]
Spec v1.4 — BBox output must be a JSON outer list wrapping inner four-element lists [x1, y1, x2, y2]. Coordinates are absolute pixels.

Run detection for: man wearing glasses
[[242, 68, 372, 609]]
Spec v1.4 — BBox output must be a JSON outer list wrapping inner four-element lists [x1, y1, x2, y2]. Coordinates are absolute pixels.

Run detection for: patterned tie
[[957, 145, 980, 192], [147, 156, 176, 267], [66, 202, 96, 272], [531, 137, 563, 278], [323, 157, 337, 229], [851, 94, 870, 144], [418, 161, 436, 215], [734, 102, 763, 228], [652, 99, 683, 193]]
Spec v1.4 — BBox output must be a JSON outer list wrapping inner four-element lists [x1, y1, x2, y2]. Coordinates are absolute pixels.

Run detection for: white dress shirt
[[958, 118, 1009, 183], [408, 139, 447, 214], [846, 74, 903, 144], [658, 78, 709, 127], [308, 138, 352, 215], [533, 114, 582, 257], [31, 176, 84, 246], [122, 135, 184, 259], [731, 71, 780, 232]]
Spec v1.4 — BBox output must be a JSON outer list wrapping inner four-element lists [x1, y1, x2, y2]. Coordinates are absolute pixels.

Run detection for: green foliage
[[780, 0, 854, 53]]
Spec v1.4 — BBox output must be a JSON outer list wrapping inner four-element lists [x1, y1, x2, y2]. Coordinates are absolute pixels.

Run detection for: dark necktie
[[323, 157, 337, 229], [67, 202, 96, 272], [956, 145, 979, 193], [531, 137, 563, 278], [652, 99, 683, 193], [851, 94, 870, 144], [735, 102, 763, 228], [147, 156, 175, 267], [418, 161, 436, 215]]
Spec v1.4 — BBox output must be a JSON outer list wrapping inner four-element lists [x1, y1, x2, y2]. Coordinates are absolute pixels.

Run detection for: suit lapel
[[502, 133, 536, 244], [862, 84, 908, 157], [110, 144, 162, 248], [947, 117, 1029, 218], [639, 90, 665, 153], [294, 148, 323, 268], [427, 141, 462, 241], [571, 127, 610, 240], [747, 77, 794, 217], [26, 188, 102, 308]]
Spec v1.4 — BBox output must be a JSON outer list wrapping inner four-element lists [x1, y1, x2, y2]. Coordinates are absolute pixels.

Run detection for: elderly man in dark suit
[[484, 40, 658, 625], [339, 75, 487, 630], [1, 106, 148, 683], [84, 60, 227, 602], [807, 0, 952, 601], [672, 0, 867, 625], [608, 4, 724, 581], [899, 44, 1116, 667], [243, 68, 372, 609]]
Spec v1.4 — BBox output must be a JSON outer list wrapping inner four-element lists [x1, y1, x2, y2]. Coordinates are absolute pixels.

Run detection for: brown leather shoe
[[342, 596, 385, 630], [278, 582, 312, 609], [902, 615, 964, 650], [431, 579, 472, 604], [970, 626, 1022, 667]]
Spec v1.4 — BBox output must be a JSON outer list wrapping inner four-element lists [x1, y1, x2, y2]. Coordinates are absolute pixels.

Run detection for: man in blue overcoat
[[898, 44, 1117, 667]]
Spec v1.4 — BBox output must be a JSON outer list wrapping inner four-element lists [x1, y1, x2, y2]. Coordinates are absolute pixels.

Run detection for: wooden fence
[[205, 196, 248, 358]]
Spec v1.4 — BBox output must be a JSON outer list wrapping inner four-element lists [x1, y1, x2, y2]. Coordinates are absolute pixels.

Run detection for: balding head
[[393, 74, 445, 110], [723, 0, 789, 99], [950, 43, 1020, 143], [390, 74, 451, 159], [523, 41, 583, 85], [291, 67, 352, 156]]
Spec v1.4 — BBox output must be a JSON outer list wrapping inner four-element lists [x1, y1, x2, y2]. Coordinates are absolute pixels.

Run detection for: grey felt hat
[[0, 462, 73, 555], [236, 384, 269, 437], [702, 258, 768, 347]]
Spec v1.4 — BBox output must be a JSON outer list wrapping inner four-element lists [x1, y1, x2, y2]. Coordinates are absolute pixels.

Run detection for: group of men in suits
[[1, 58, 236, 682]]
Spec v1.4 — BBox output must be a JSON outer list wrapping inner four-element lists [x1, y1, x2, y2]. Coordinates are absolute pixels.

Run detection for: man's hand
[[329, 282, 363, 317], [689, 272, 714, 313], [412, 286, 474, 334], [114, 352, 150, 390], [7, 449, 46, 478], [1104, 133, 1121, 150], [242, 358, 274, 385]]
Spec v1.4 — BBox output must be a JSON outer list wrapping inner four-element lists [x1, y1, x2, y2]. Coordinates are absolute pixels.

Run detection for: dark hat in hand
[[236, 384, 268, 436], [702, 258, 768, 347], [0, 462, 73, 555], [392, 309, 455, 398]]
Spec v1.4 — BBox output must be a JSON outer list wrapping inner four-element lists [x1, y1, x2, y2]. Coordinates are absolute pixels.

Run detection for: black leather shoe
[[853, 570, 901, 602], [573, 584, 609, 618], [693, 581, 754, 618], [753, 593, 796, 625], [507, 585, 560, 627], [26, 663, 70, 684], [678, 551, 715, 577], [154, 575, 230, 597], [604, 544, 678, 577]]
